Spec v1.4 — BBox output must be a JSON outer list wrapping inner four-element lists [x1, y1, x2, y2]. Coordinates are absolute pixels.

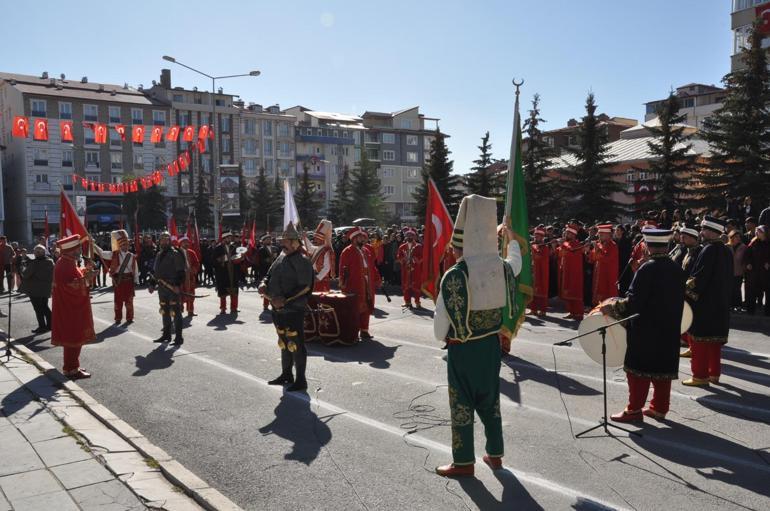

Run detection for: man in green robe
[[434, 195, 521, 477]]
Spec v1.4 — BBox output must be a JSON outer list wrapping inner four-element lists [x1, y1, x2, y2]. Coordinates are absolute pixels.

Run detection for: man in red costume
[[102, 230, 138, 324], [179, 237, 200, 317], [558, 223, 584, 320], [396, 228, 423, 308], [339, 227, 380, 340], [530, 227, 550, 317], [51, 235, 96, 379], [586, 224, 619, 305], [305, 220, 335, 293]]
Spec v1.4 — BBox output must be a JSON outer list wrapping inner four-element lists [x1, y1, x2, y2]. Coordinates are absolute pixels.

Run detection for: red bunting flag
[[166, 125, 180, 142], [197, 139, 206, 153], [33, 119, 48, 141], [98, 183, 105, 193], [249, 220, 257, 249], [198, 125, 210, 140], [171, 161, 180, 175], [60, 121, 73, 142], [12, 116, 29, 138], [150, 126, 164, 143], [132, 125, 145, 143], [59, 190, 89, 243], [114, 124, 126, 141], [93, 123, 107, 144], [209, 125, 215, 140], [183, 125, 194, 142], [169, 217, 178, 244], [178, 152, 189, 170]]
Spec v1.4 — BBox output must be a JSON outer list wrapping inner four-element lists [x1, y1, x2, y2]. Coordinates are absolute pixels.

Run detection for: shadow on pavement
[[91, 324, 128, 344], [308, 339, 399, 370], [696, 382, 770, 425], [1, 375, 57, 419], [133, 344, 179, 377], [257, 392, 332, 465], [503, 356, 601, 397], [722, 347, 770, 372], [457, 468, 544, 510], [206, 314, 245, 331], [720, 362, 770, 389]]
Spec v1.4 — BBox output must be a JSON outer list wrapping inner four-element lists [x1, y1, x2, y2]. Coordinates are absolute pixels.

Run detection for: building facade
[[236, 103, 296, 192], [0, 71, 173, 244], [731, 0, 770, 71], [644, 83, 725, 129], [540, 115, 637, 156]]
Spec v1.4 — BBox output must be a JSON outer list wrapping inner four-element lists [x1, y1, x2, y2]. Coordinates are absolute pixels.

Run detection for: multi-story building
[[731, 0, 770, 71], [236, 102, 296, 191], [0, 71, 173, 244], [283, 106, 365, 210], [643, 83, 725, 129], [540, 114, 637, 157], [360, 107, 442, 221]]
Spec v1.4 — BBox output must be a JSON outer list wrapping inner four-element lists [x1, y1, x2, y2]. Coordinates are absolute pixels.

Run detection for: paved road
[[4, 285, 770, 511]]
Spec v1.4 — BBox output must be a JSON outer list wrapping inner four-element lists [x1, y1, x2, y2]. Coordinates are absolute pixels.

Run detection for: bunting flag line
[[151, 126, 164, 143], [114, 124, 127, 141], [132, 125, 145, 143], [93, 123, 107, 144], [12, 116, 29, 137], [166, 125, 180, 142], [60, 121, 73, 142]]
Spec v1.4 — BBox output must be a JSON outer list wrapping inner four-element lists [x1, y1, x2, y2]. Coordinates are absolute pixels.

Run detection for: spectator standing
[[21, 245, 54, 333], [744, 226, 769, 316], [728, 231, 747, 311]]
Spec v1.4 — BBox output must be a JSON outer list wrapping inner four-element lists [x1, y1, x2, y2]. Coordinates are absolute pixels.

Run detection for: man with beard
[[149, 232, 187, 346], [214, 232, 243, 315], [259, 222, 314, 392], [339, 227, 380, 341]]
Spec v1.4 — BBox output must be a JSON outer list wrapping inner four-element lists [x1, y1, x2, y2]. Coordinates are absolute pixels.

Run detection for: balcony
[[31, 110, 47, 117], [33, 159, 48, 166], [278, 150, 294, 159], [296, 133, 354, 145], [84, 115, 98, 122], [296, 154, 325, 162]]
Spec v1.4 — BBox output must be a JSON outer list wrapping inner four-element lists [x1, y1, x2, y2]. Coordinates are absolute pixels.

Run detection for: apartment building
[[644, 83, 725, 129], [360, 107, 442, 221], [540, 114, 637, 157], [731, 0, 770, 71], [236, 102, 296, 190], [0, 71, 173, 244], [283, 106, 365, 209]]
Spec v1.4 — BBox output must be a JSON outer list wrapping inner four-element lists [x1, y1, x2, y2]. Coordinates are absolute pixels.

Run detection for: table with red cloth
[[304, 291, 359, 345]]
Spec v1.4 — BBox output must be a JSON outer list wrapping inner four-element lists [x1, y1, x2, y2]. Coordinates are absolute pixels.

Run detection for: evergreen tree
[[413, 128, 462, 219], [559, 93, 625, 221], [194, 173, 213, 229], [642, 92, 694, 212], [249, 167, 273, 230], [700, 22, 770, 209], [350, 150, 386, 222], [522, 94, 555, 223], [268, 172, 284, 232], [465, 131, 501, 197], [328, 165, 353, 225], [121, 179, 167, 230], [295, 163, 321, 228]]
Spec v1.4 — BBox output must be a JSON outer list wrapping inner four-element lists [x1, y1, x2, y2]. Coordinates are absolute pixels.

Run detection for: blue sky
[[1, 0, 731, 174]]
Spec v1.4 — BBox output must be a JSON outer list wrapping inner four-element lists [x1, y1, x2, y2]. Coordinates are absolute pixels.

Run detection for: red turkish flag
[[420, 178, 454, 301], [757, 4, 770, 34], [209, 125, 215, 140], [177, 153, 188, 170], [150, 126, 164, 143], [197, 139, 206, 153], [93, 123, 107, 144], [60, 121, 73, 142], [168, 217, 179, 245], [132, 125, 145, 143], [114, 124, 126, 141], [186, 216, 202, 261], [59, 190, 89, 242], [183, 125, 194, 142], [12, 116, 29, 138], [33, 119, 48, 141], [198, 125, 210, 140], [166, 125, 180, 142]]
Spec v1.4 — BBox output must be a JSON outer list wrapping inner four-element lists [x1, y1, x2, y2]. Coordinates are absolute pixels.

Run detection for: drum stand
[[555, 314, 641, 438]]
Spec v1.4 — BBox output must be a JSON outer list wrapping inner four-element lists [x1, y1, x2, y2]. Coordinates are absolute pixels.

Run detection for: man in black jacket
[[150, 232, 187, 346], [259, 223, 314, 392], [22, 245, 54, 334], [603, 228, 686, 422]]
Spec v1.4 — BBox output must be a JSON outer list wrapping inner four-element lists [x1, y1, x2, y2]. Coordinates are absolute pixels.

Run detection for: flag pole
[[504, 78, 524, 228]]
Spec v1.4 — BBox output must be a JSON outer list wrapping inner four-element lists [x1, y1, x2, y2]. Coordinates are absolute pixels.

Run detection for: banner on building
[[75, 196, 87, 224], [219, 165, 241, 217]]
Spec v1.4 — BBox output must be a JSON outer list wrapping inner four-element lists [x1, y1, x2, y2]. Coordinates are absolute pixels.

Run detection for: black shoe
[[172, 337, 184, 346], [31, 327, 45, 334], [287, 380, 308, 392], [267, 375, 294, 385], [360, 331, 373, 341], [153, 336, 171, 343]]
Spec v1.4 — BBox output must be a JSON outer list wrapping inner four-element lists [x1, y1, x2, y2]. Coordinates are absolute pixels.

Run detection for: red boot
[[610, 410, 643, 423], [482, 455, 503, 471], [435, 463, 474, 477]]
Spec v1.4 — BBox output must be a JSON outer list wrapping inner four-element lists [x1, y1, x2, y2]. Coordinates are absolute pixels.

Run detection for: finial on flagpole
[[512, 78, 524, 97]]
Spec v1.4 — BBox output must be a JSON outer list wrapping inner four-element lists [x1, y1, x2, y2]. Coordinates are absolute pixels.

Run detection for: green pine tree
[[194, 172, 213, 229], [350, 149, 386, 222], [328, 165, 353, 225], [295, 163, 321, 228], [465, 131, 501, 197], [522, 94, 555, 223], [700, 22, 770, 209], [642, 92, 694, 212], [413, 128, 462, 219], [121, 177, 167, 230], [559, 92, 625, 222], [268, 172, 284, 232], [249, 167, 273, 230]]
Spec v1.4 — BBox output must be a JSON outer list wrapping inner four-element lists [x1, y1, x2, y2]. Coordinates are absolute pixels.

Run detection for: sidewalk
[[0, 345, 209, 510]]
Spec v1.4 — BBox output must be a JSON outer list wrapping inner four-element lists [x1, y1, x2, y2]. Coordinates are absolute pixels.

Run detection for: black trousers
[[272, 308, 307, 384], [158, 287, 183, 339], [30, 296, 51, 329]]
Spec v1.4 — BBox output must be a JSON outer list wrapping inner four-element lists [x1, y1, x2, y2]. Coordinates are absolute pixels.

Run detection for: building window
[[383, 185, 395, 195], [278, 122, 290, 137], [681, 98, 695, 108], [243, 159, 257, 177], [355, 147, 361, 162], [406, 135, 418, 146], [62, 149, 73, 167], [382, 150, 395, 161], [382, 133, 395, 144], [172, 94, 184, 103], [242, 139, 258, 155], [330, 145, 338, 156], [365, 132, 380, 143], [406, 152, 418, 163], [343, 130, 349, 139], [109, 106, 121, 123], [109, 129, 122, 147], [263, 120, 273, 137], [111, 152, 123, 170], [86, 151, 99, 167], [381, 168, 394, 178], [264, 140, 273, 156], [333, 130, 339, 138], [215, 99, 225, 107], [407, 168, 419, 178], [244, 119, 257, 135], [280, 160, 291, 176], [33, 148, 48, 166], [222, 135, 231, 153], [133, 153, 143, 170], [30, 99, 46, 117], [568, 135, 578, 146], [265, 159, 274, 175], [279, 142, 292, 157], [179, 112, 190, 126], [84, 104, 98, 122], [400, 119, 413, 129], [154, 155, 164, 167], [202, 158, 211, 173], [221, 116, 231, 133], [35, 174, 49, 183], [153, 110, 166, 126], [131, 108, 143, 124], [59, 102, 72, 120], [367, 148, 380, 160]]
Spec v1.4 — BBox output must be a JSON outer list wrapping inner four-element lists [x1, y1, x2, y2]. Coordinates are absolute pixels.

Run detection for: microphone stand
[[3, 288, 24, 364], [554, 313, 642, 438]]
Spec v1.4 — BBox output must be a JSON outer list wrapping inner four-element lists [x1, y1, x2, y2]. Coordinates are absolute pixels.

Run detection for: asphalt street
[[3, 284, 770, 511]]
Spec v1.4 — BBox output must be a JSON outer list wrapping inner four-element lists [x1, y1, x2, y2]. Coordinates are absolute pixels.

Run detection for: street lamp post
[[162, 56, 259, 237]]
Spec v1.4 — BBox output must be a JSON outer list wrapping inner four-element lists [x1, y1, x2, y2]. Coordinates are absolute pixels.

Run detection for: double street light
[[162, 55, 260, 236]]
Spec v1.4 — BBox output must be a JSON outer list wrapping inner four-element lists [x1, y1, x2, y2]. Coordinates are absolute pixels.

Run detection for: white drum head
[[578, 313, 627, 368], [681, 301, 693, 334]]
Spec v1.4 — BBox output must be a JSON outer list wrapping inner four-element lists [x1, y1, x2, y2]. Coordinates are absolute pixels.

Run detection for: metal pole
[[212, 77, 219, 237]]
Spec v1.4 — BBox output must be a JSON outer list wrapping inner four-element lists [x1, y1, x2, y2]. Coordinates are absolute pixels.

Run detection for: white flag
[[283, 179, 300, 230]]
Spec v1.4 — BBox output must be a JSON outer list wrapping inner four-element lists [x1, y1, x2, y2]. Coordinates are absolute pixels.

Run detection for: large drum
[[681, 301, 693, 334], [304, 292, 360, 345], [578, 298, 627, 368]]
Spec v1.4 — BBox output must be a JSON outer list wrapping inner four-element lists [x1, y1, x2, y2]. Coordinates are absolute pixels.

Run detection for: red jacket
[[339, 244, 380, 314], [52, 255, 95, 347]]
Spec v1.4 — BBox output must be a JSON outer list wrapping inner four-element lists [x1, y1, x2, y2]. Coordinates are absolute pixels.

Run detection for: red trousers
[[690, 342, 722, 379], [402, 287, 421, 303], [220, 294, 238, 312], [358, 312, 370, 332], [113, 280, 134, 321], [681, 332, 693, 348], [63, 346, 82, 373], [564, 299, 584, 317], [531, 296, 548, 313], [626, 373, 672, 414]]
